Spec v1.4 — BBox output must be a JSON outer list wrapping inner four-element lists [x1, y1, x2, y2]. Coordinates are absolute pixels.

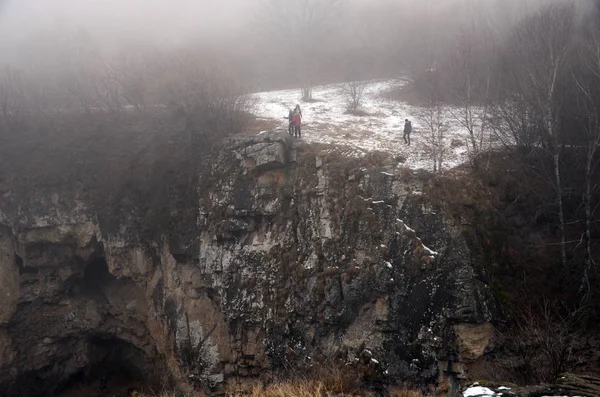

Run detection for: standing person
[[403, 118, 412, 146], [287, 109, 294, 136], [292, 108, 302, 138]]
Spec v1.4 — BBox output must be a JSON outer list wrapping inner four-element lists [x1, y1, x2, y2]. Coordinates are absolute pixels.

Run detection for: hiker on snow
[[292, 106, 302, 138], [286, 109, 294, 136], [403, 119, 412, 146]]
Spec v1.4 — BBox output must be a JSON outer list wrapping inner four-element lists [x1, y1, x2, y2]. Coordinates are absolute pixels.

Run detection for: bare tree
[[59, 53, 103, 115], [489, 94, 541, 155], [106, 55, 150, 111], [259, 0, 342, 101], [342, 80, 366, 114], [152, 52, 254, 150], [419, 70, 447, 173], [420, 104, 447, 174], [0, 68, 27, 125], [493, 3, 576, 270], [573, 28, 600, 290], [0, 67, 53, 131], [445, 22, 495, 164]]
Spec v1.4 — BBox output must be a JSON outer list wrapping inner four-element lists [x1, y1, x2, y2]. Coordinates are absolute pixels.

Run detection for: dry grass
[[228, 380, 345, 397], [221, 363, 362, 396], [137, 391, 206, 397], [136, 382, 431, 397], [388, 388, 430, 397]]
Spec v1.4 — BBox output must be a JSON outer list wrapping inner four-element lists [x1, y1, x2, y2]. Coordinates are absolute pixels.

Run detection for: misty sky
[[0, 0, 405, 45], [0, 0, 256, 56], [0, 0, 593, 68]]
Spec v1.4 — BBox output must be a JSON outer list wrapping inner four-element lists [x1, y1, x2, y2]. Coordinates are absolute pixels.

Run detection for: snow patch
[[463, 387, 497, 397], [251, 79, 488, 172]]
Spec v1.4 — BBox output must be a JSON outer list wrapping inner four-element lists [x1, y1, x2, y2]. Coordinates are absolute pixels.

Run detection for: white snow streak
[[396, 219, 438, 257]]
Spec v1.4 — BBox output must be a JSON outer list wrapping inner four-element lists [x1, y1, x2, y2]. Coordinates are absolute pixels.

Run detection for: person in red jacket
[[292, 106, 302, 138]]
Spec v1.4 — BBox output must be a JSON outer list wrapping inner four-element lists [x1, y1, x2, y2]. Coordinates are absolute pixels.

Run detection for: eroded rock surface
[[0, 130, 497, 395]]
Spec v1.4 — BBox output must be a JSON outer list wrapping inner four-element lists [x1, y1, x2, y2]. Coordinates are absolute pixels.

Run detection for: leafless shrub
[[418, 70, 447, 173], [301, 87, 314, 102], [0, 68, 28, 127], [419, 104, 448, 174], [0, 68, 49, 128], [343, 80, 366, 114], [155, 54, 253, 136], [104, 55, 150, 111], [494, 300, 586, 385], [443, 21, 495, 166]]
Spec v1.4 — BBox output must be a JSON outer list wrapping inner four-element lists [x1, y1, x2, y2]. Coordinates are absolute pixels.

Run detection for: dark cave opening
[[3, 254, 167, 397], [55, 337, 162, 397], [6, 336, 161, 397], [87, 337, 148, 384]]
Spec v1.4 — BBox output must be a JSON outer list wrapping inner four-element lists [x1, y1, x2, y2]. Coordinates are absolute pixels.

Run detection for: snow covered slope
[[251, 79, 478, 172]]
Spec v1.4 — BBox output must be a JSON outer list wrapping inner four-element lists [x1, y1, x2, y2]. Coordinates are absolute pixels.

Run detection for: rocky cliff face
[[0, 131, 497, 396]]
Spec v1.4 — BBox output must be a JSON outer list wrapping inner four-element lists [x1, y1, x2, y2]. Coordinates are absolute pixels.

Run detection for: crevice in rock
[[172, 252, 198, 265], [82, 256, 113, 292], [67, 255, 113, 301]]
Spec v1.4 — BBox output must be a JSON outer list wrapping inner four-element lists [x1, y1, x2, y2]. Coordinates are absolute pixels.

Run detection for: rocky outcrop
[[454, 323, 495, 363], [0, 130, 497, 396]]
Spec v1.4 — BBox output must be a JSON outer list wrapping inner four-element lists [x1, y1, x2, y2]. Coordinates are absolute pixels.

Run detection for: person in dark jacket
[[403, 119, 412, 145]]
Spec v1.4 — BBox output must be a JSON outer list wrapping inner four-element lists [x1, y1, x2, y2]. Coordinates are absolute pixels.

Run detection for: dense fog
[[0, 0, 596, 91]]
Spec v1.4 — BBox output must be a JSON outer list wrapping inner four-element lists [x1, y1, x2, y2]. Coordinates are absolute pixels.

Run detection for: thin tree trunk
[[553, 151, 567, 270], [584, 146, 594, 284], [466, 105, 477, 152]]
